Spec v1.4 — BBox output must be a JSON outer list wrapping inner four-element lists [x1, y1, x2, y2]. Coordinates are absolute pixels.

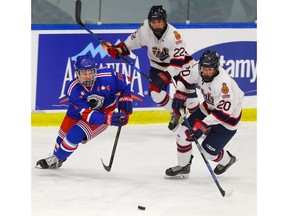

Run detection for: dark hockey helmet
[[74, 54, 97, 87], [148, 5, 167, 22], [198, 50, 220, 82]]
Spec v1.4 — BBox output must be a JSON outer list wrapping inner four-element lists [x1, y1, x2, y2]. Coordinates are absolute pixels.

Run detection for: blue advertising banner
[[36, 33, 256, 110], [36, 33, 155, 110], [193, 41, 257, 97]]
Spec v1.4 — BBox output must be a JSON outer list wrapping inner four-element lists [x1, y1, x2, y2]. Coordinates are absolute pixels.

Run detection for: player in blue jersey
[[36, 54, 133, 169]]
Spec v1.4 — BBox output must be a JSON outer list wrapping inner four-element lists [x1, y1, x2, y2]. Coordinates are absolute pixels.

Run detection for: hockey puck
[[138, 205, 146, 210]]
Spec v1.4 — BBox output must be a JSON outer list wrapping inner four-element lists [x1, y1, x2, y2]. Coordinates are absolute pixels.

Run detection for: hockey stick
[[75, 0, 152, 82], [101, 122, 123, 172], [179, 109, 233, 197], [75, 0, 106, 45]]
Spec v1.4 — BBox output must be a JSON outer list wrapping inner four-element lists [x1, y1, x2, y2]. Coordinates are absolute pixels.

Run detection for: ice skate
[[168, 113, 181, 131], [214, 151, 237, 175], [165, 155, 193, 179], [36, 154, 66, 169]]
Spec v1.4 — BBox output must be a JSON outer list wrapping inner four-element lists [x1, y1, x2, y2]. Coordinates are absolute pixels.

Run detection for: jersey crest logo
[[221, 83, 229, 94], [201, 89, 214, 105], [152, 47, 169, 61], [87, 94, 104, 110]]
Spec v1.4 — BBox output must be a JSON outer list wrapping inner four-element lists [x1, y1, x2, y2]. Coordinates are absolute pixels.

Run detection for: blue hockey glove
[[149, 71, 171, 93], [105, 112, 128, 126], [172, 90, 188, 116], [118, 94, 133, 115], [185, 119, 209, 141]]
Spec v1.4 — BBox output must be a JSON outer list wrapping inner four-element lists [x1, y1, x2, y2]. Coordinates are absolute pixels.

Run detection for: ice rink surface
[[32, 122, 256, 216]]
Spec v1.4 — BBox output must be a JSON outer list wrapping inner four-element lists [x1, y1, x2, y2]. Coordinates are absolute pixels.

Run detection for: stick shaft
[[75, 0, 151, 82], [180, 110, 228, 197], [101, 124, 122, 172]]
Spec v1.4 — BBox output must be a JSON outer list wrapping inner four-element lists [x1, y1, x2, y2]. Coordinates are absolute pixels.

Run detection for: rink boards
[[31, 24, 256, 125]]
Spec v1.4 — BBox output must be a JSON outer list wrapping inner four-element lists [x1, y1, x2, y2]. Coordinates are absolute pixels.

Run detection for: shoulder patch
[[174, 31, 181, 40], [221, 82, 229, 94]]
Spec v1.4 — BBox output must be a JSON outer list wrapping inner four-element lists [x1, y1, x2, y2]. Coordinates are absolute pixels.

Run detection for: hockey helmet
[[198, 50, 220, 82], [148, 5, 167, 22], [74, 54, 97, 87], [148, 5, 167, 36]]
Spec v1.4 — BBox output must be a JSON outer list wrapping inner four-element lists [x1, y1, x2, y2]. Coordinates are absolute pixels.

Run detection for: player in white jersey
[[165, 50, 244, 179], [107, 5, 199, 131]]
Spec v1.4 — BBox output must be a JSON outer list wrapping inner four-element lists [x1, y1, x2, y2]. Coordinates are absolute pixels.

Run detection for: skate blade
[[164, 174, 189, 179], [34, 164, 43, 169]]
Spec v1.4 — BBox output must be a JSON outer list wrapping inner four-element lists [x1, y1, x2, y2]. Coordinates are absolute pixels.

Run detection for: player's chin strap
[[75, 0, 152, 83], [179, 109, 233, 197]]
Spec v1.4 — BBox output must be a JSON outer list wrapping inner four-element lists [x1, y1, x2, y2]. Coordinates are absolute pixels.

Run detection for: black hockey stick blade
[[215, 177, 233, 197], [101, 158, 112, 172], [75, 0, 84, 26]]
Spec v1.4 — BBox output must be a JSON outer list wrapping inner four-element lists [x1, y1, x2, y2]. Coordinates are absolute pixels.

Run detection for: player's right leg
[[201, 125, 238, 175], [36, 124, 85, 169], [36, 115, 78, 169], [214, 151, 237, 175], [165, 126, 194, 179], [149, 67, 180, 130], [168, 112, 181, 131], [36, 154, 66, 169], [36, 119, 108, 169]]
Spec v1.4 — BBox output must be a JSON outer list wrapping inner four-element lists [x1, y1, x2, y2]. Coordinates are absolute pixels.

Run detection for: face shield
[[76, 68, 96, 87]]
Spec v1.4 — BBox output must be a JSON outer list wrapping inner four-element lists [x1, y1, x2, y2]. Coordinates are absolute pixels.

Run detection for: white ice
[[31, 122, 256, 216]]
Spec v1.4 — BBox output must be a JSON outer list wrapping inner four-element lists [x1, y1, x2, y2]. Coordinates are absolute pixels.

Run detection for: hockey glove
[[118, 94, 133, 115], [185, 119, 209, 141], [149, 71, 172, 93], [107, 42, 130, 59], [105, 112, 128, 126], [172, 90, 188, 116]]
